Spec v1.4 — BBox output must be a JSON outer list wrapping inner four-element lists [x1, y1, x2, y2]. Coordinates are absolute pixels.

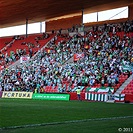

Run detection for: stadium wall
[[46, 15, 82, 32]]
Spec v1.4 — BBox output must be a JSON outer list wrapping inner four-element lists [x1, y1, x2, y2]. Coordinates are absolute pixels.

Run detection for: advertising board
[[2, 91, 33, 99], [32, 93, 70, 101]]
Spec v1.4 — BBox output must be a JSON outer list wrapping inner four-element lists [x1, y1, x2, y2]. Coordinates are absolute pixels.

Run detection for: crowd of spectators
[[0, 33, 50, 68], [90, 20, 133, 33], [0, 20, 133, 93]]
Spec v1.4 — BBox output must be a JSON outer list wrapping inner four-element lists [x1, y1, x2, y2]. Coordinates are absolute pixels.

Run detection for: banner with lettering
[[2, 91, 33, 99], [32, 93, 70, 101]]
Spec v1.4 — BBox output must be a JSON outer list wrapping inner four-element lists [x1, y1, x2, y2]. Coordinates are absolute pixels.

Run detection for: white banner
[[114, 94, 125, 101], [20, 56, 30, 63], [85, 92, 108, 102]]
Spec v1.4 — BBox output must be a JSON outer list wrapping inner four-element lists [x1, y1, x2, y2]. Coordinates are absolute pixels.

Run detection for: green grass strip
[[0, 116, 133, 131]]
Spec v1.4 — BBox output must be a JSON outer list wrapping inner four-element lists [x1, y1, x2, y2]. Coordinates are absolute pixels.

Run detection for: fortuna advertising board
[[2, 91, 33, 99]]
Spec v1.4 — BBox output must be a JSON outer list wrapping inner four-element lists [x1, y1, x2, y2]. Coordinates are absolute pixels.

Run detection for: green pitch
[[0, 99, 133, 133]]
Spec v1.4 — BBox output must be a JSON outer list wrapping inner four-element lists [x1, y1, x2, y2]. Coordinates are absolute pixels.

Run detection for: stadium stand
[[0, 20, 133, 102]]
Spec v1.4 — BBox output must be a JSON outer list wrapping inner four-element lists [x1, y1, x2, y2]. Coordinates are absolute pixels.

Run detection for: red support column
[[128, 5, 133, 20]]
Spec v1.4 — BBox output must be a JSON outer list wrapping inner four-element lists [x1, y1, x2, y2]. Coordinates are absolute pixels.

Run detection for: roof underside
[[0, 0, 133, 28]]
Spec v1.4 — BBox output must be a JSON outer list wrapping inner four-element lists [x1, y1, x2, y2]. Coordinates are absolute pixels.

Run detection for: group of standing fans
[[0, 20, 133, 93]]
